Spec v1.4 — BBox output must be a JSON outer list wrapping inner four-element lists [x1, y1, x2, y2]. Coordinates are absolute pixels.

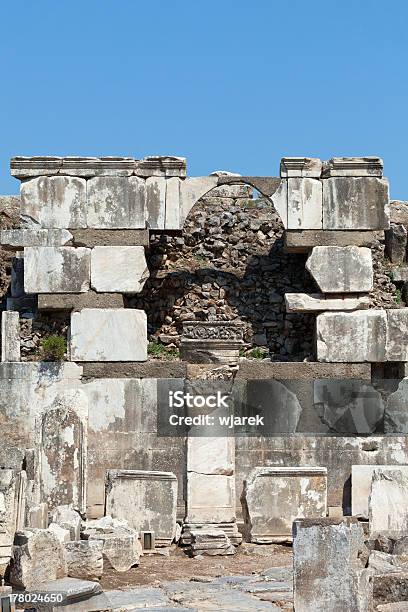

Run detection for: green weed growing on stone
[[41, 335, 67, 361]]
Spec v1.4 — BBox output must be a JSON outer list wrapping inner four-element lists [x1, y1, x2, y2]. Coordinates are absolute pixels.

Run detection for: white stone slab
[[165, 177, 181, 229], [0, 229, 73, 249], [244, 467, 327, 542], [1, 311, 20, 362], [323, 156, 383, 177], [316, 310, 387, 362], [179, 176, 218, 225], [146, 176, 166, 229], [352, 464, 408, 519], [90, 246, 149, 293], [285, 293, 370, 312], [20, 176, 87, 228], [87, 176, 146, 229], [280, 157, 322, 178], [306, 246, 373, 293], [287, 178, 322, 229], [69, 309, 147, 362], [369, 468, 408, 539], [187, 437, 234, 476], [270, 179, 288, 228], [186, 473, 235, 523], [128, 176, 147, 228], [24, 247, 90, 294]]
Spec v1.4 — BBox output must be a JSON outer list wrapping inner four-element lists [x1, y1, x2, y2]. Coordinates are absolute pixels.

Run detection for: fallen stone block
[[369, 469, 408, 539], [316, 310, 387, 362], [187, 529, 235, 557], [90, 246, 149, 293], [50, 505, 81, 541], [285, 292, 370, 312], [385, 223, 407, 263], [322, 156, 383, 177], [352, 465, 408, 519], [243, 467, 327, 543], [24, 246, 90, 293], [280, 156, 322, 178], [105, 470, 177, 546], [323, 176, 389, 230], [65, 540, 103, 581], [9, 528, 67, 589], [373, 572, 408, 606], [306, 245, 373, 293], [70, 308, 147, 361], [0, 228, 73, 249], [82, 516, 141, 572], [48, 523, 71, 543], [287, 177, 322, 229], [1, 311, 20, 362], [293, 517, 371, 612], [87, 176, 146, 229], [20, 176, 87, 228]]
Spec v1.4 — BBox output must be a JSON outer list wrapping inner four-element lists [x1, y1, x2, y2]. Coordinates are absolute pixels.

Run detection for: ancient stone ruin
[[1, 154, 408, 609]]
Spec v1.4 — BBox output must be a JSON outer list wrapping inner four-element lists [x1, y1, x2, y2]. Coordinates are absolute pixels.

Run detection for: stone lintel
[[70, 229, 149, 247], [322, 156, 383, 177], [82, 361, 187, 379], [106, 469, 177, 483], [236, 361, 371, 380], [284, 230, 383, 252], [135, 156, 186, 178], [38, 292, 124, 311], [285, 293, 371, 312], [280, 157, 322, 178]]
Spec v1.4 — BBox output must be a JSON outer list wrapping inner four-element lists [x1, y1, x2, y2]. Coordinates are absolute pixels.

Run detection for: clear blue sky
[[1, 0, 407, 197]]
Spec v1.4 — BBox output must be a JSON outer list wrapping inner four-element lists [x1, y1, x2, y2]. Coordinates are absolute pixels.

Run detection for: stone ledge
[[236, 361, 371, 380], [38, 292, 124, 311], [284, 230, 384, 252], [71, 229, 149, 247], [82, 361, 187, 379]]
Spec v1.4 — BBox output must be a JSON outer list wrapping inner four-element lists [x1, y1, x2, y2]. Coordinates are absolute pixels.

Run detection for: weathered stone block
[[82, 516, 141, 572], [71, 228, 149, 247], [49, 523, 71, 543], [270, 179, 288, 228], [70, 309, 147, 362], [293, 518, 370, 612], [306, 246, 373, 293], [186, 473, 235, 524], [187, 437, 234, 476], [65, 540, 103, 581], [165, 176, 181, 229], [316, 310, 387, 362], [323, 176, 390, 230], [280, 157, 322, 178], [384, 378, 408, 433], [179, 176, 218, 224], [38, 292, 124, 311], [0, 469, 17, 576], [389, 199, 408, 224], [180, 321, 244, 364], [0, 229, 73, 250], [323, 156, 383, 177], [369, 469, 408, 539], [146, 176, 166, 229], [284, 229, 382, 252], [51, 505, 82, 541], [287, 178, 322, 229], [20, 176, 87, 228], [10, 528, 67, 589], [105, 470, 177, 546], [386, 309, 408, 361], [243, 467, 327, 543], [87, 176, 146, 229], [351, 465, 408, 519], [285, 293, 370, 312], [135, 155, 186, 178], [385, 223, 407, 264], [1, 311, 20, 362], [90, 246, 149, 293], [24, 247, 90, 294]]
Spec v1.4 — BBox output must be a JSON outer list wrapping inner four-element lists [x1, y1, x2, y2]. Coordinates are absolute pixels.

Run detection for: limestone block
[[323, 156, 383, 177], [146, 176, 166, 229], [70, 309, 147, 362], [179, 176, 218, 224], [0, 469, 17, 575], [90, 246, 149, 293], [389, 199, 408, 225], [285, 292, 370, 312], [386, 309, 408, 361], [270, 179, 288, 228], [105, 470, 177, 546], [390, 266, 408, 282], [306, 246, 373, 293], [385, 223, 407, 264], [293, 517, 370, 612], [280, 157, 322, 178], [1, 311, 20, 362], [27, 504, 48, 529], [65, 540, 103, 581], [60, 156, 136, 177], [10, 528, 68, 589], [351, 465, 408, 519], [316, 310, 387, 362], [243, 467, 327, 543], [83, 518, 141, 572], [51, 505, 82, 541], [323, 176, 390, 229], [287, 178, 322, 229], [187, 437, 234, 476], [24, 247, 90, 294], [49, 523, 71, 543], [71, 228, 149, 247], [165, 176, 181, 229], [38, 292, 124, 311], [369, 469, 408, 539], [284, 229, 382, 252], [87, 176, 146, 229], [135, 155, 186, 178], [384, 378, 408, 433], [0, 229, 73, 250], [186, 473, 235, 524], [20, 176, 87, 229]]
